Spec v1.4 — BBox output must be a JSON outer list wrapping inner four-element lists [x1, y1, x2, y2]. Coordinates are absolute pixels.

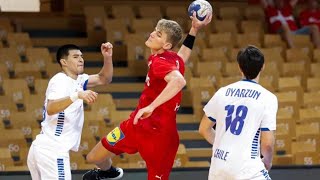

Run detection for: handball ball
[[188, 0, 213, 21]]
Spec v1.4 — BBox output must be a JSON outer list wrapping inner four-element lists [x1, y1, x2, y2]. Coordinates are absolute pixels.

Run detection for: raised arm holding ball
[[82, 1, 212, 180]]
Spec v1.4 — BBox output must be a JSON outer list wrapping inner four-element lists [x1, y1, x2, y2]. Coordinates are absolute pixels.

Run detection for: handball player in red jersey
[[83, 12, 212, 180]]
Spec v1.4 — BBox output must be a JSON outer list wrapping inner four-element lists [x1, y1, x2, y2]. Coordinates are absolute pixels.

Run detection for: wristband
[[182, 34, 195, 50], [70, 92, 79, 102]]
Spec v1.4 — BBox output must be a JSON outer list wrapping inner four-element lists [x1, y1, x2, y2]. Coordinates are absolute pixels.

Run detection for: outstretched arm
[[46, 90, 98, 115], [133, 70, 186, 124], [177, 12, 212, 64], [87, 42, 114, 87]]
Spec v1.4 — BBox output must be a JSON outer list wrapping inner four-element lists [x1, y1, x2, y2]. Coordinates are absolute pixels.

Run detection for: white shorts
[[209, 168, 271, 180], [27, 143, 71, 180]]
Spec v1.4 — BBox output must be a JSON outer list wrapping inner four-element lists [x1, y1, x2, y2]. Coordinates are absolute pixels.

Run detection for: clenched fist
[[78, 90, 98, 104], [101, 42, 113, 58]]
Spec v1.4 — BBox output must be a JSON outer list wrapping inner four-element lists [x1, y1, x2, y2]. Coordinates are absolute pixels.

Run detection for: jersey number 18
[[225, 105, 248, 135]]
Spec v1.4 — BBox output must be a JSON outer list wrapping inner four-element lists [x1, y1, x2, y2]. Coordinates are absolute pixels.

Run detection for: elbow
[[106, 76, 112, 84], [99, 74, 112, 85], [198, 128, 203, 137], [104, 73, 112, 84], [176, 77, 186, 89], [262, 144, 273, 151], [181, 78, 187, 87], [47, 109, 54, 116], [261, 143, 274, 154], [198, 125, 205, 137], [46, 104, 56, 116]]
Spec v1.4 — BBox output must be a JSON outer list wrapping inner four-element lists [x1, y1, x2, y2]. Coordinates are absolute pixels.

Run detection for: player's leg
[[146, 154, 175, 180], [40, 150, 71, 179], [87, 142, 116, 170], [141, 132, 179, 180], [57, 154, 72, 180], [30, 145, 71, 180], [83, 123, 137, 180], [86, 141, 116, 170], [83, 141, 123, 180], [145, 148, 178, 180], [147, 151, 176, 180], [27, 144, 41, 180]]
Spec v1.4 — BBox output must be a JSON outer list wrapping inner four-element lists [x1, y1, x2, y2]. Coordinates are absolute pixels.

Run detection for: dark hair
[[56, 44, 80, 66], [237, 45, 264, 80]]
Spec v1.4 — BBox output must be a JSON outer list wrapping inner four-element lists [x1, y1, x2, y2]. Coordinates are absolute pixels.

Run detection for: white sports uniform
[[203, 80, 278, 180], [27, 72, 89, 180]]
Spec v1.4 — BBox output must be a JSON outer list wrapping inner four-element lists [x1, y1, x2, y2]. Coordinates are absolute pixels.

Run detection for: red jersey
[[265, 4, 298, 33], [101, 51, 184, 178], [130, 50, 185, 130], [300, 9, 320, 30]]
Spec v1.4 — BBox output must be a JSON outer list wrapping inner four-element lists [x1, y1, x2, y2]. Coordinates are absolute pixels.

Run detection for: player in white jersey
[[199, 46, 277, 180], [27, 43, 123, 180]]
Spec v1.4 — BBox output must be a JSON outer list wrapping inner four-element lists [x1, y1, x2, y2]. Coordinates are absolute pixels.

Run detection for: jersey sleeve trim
[[83, 79, 88, 90], [261, 128, 271, 131], [208, 116, 216, 122]]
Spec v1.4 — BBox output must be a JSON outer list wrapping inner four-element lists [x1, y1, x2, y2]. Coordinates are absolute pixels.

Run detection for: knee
[[85, 152, 97, 164]]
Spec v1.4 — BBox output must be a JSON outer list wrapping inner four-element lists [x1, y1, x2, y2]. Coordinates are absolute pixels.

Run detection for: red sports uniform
[[300, 9, 320, 30], [101, 50, 185, 180], [265, 4, 298, 33]]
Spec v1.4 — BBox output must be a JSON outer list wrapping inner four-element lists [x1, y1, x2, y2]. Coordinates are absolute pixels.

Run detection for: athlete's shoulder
[[45, 73, 67, 93], [49, 72, 66, 83], [215, 85, 229, 96], [259, 84, 277, 98], [159, 50, 183, 61], [78, 73, 89, 81], [266, 90, 278, 103], [256, 85, 278, 104]]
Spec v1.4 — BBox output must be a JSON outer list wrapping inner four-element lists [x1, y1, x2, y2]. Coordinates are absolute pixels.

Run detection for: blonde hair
[[156, 19, 183, 49]]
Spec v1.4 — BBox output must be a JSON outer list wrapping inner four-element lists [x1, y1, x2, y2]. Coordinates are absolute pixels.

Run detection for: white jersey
[[203, 80, 277, 179], [33, 72, 89, 152]]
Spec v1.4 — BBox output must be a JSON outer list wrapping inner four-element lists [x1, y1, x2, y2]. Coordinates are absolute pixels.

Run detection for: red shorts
[[101, 113, 179, 180]]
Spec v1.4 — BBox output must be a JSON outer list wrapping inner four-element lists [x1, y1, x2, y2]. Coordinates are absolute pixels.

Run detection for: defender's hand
[[78, 90, 98, 104]]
